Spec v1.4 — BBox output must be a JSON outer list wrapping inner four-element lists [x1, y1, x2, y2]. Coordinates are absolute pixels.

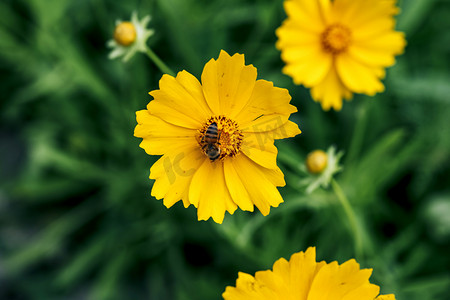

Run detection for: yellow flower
[[223, 247, 396, 300], [276, 0, 406, 111], [134, 50, 301, 223]]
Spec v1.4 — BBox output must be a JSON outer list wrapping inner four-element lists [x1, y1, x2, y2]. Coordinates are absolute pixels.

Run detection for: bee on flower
[[134, 50, 301, 223], [276, 0, 406, 111], [107, 11, 154, 62]]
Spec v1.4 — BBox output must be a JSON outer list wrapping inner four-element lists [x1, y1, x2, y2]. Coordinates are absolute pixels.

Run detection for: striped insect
[[201, 122, 221, 161]]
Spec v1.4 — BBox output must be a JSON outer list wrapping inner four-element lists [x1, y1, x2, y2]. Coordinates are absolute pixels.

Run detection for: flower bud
[[301, 146, 342, 193], [107, 12, 154, 62], [113, 22, 136, 46], [306, 150, 328, 174]]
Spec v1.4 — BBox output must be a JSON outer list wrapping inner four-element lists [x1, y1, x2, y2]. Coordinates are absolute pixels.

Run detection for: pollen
[[321, 23, 352, 54], [198, 115, 244, 161], [113, 21, 137, 46]]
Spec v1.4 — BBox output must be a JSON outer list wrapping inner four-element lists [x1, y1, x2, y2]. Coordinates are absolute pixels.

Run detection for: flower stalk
[[331, 178, 363, 258], [145, 46, 175, 77]]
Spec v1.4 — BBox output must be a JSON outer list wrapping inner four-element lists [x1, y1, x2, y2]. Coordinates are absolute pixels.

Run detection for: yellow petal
[[161, 148, 205, 208], [139, 138, 193, 156], [353, 31, 406, 56], [333, 0, 399, 28], [262, 166, 286, 187], [188, 159, 237, 223], [311, 66, 352, 111], [352, 2, 399, 29], [135, 111, 197, 155], [150, 152, 186, 204], [283, 0, 326, 33], [244, 119, 301, 141], [254, 262, 288, 299], [342, 284, 382, 300], [276, 120, 302, 139], [307, 259, 379, 300], [288, 247, 325, 300], [147, 72, 212, 128], [135, 110, 195, 137], [150, 170, 171, 200], [336, 53, 385, 95], [152, 72, 211, 122], [201, 50, 257, 116], [272, 257, 290, 279], [253, 247, 325, 300], [329, 0, 360, 24], [235, 80, 297, 131], [282, 46, 333, 87], [241, 132, 278, 170], [146, 99, 201, 129], [280, 44, 322, 65], [348, 44, 396, 67], [173, 70, 213, 117], [240, 132, 287, 187], [223, 159, 254, 212], [230, 155, 283, 216], [149, 145, 204, 208], [163, 183, 190, 208], [276, 23, 321, 48], [318, 0, 332, 24], [241, 114, 289, 135], [351, 18, 396, 40], [338, 259, 374, 288], [223, 272, 270, 300]]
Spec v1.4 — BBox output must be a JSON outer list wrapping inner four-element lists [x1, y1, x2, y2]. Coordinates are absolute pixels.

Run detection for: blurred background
[[1, 0, 450, 299]]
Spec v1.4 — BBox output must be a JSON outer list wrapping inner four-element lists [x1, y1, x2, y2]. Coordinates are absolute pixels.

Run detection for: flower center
[[198, 116, 243, 162], [321, 23, 352, 54]]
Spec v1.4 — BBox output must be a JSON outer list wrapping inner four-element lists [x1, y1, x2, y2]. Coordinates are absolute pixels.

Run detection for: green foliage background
[[1, 0, 450, 299]]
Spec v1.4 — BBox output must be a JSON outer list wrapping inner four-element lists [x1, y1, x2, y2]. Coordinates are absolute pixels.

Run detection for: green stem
[[277, 150, 303, 171], [144, 46, 175, 76], [331, 178, 363, 258], [346, 100, 370, 164]]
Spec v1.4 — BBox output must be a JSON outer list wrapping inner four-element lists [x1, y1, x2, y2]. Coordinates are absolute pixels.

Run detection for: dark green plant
[[0, 0, 449, 299]]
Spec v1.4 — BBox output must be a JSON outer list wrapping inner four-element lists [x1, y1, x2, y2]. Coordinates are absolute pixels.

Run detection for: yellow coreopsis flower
[[223, 247, 395, 300], [276, 0, 406, 111], [134, 50, 301, 223]]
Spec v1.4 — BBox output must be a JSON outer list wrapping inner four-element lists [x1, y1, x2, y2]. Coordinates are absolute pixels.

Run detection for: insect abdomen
[[205, 122, 219, 142]]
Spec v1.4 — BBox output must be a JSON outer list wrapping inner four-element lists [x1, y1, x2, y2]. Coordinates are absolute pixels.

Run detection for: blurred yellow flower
[[276, 0, 406, 111], [223, 247, 396, 300], [134, 50, 301, 223]]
